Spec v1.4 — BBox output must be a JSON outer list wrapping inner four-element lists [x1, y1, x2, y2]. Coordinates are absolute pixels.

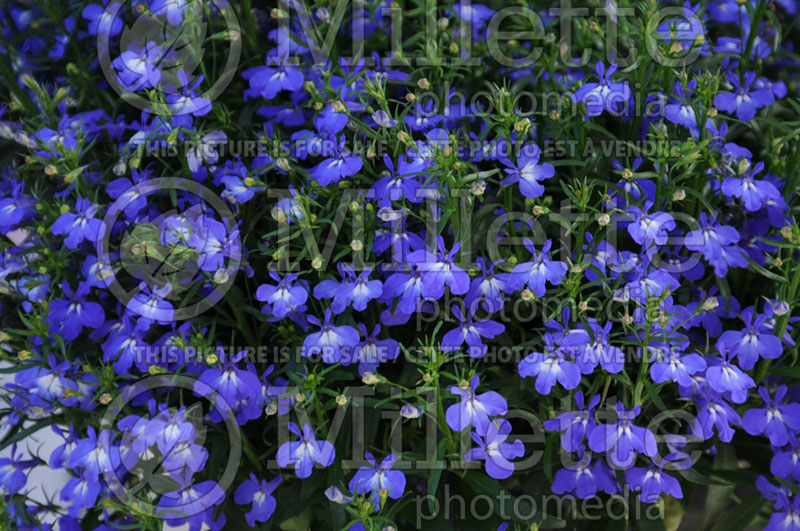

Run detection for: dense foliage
[[1, 0, 800, 529]]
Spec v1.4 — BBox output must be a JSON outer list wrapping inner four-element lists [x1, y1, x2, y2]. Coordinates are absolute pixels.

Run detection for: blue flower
[[463, 420, 525, 480], [0, 445, 36, 495], [0, 180, 34, 232], [60, 472, 101, 517], [518, 333, 581, 395], [234, 473, 282, 527], [743, 386, 800, 447], [624, 455, 685, 503], [276, 422, 335, 478], [704, 342, 755, 404], [572, 62, 631, 116], [242, 54, 305, 100], [445, 374, 508, 433], [626, 202, 676, 247], [51, 198, 104, 249], [509, 239, 567, 297], [588, 403, 657, 468], [721, 160, 781, 211], [48, 281, 105, 341], [576, 319, 625, 374], [648, 343, 707, 387], [257, 272, 309, 319], [303, 308, 360, 363], [771, 435, 800, 482], [442, 305, 505, 358], [195, 349, 262, 420], [714, 71, 775, 121], [348, 452, 406, 505], [685, 212, 740, 261], [693, 390, 741, 442], [82, 2, 123, 36], [551, 448, 619, 499], [310, 136, 363, 186], [543, 391, 601, 452], [718, 307, 782, 370], [347, 323, 399, 375], [465, 257, 514, 312], [500, 145, 555, 199]]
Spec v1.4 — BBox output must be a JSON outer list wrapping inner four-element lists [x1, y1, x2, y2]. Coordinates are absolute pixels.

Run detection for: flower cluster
[[0, 0, 799, 529]]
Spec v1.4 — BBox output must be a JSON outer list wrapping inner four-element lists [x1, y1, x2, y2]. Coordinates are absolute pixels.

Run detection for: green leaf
[[707, 495, 766, 531], [426, 437, 449, 512]]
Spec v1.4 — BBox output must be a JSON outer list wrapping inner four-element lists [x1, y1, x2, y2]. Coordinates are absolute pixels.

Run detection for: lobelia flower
[[664, 81, 699, 136], [509, 239, 567, 297], [82, 1, 123, 37], [624, 454, 685, 503], [576, 319, 624, 374], [441, 305, 505, 358], [714, 71, 775, 121], [718, 307, 782, 370], [411, 237, 470, 295], [187, 130, 227, 172], [382, 262, 445, 315], [242, 53, 304, 100], [465, 257, 514, 313], [371, 155, 422, 208], [0, 444, 36, 495], [51, 198, 104, 249], [743, 386, 800, 447], [572, 61, 631, 116], [551, 447, 619, 499], [151, 0, 190, 25], [704, 343, 755, 404], [314, 263, 382, 314], [588, 403, 658, 468], [348, 452, 406, 506], [721, 160, 781, 212], [684, 212, 740, 261], [371, 109, 397, 128], [757, 476, 800, 531], [648, 343, 707, 387], [156, 475, 226, 531], [400, 404, 422, 419], [276, 422, 336, 478], [310, 138, 363, 187], [0, 180, 34, 232], [325, 486, 352, 504], [543, 391, 601, 452], [195, 349, 262, 419], [112, 41, 164, 91], [445, 374, 508, 433], [626, 202, 676, 247], [126, 282, 175, 326], [346, 323, 400, 374], [463, 420, 525, 480], [234, 473, 282, 527], [499, 144, 555, 198], [221, 160, 265, 203], [60, 471, 101, 517], [302, 308, 360, 363], [67, 427, 120, 481], [48, 281, 105, 341], [770, 434, 800, 483], [693, 390, 742, 442], [101, 313, 146, 374], [256, 272, 309, 319], [518, 332, 582, 395]]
